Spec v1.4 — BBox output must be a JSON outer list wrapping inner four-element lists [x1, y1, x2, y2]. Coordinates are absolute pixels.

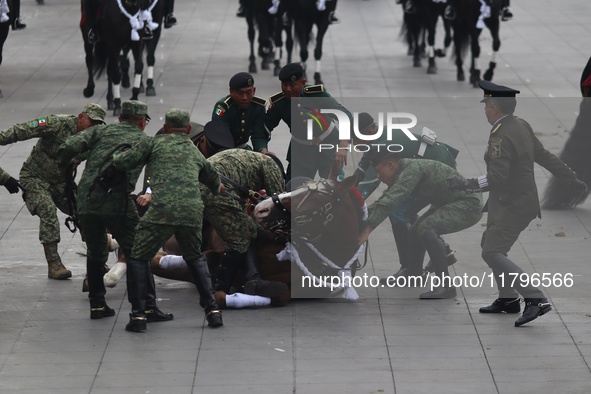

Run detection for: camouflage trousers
[[131, 222, 202, 261], [204, 203, 257, 254], [20, 177, 70, 244], [410, 195, 483, 240]]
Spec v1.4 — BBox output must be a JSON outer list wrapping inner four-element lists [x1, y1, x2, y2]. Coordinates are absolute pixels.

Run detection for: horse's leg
[[145, 29, 160, 96], [483, 13, 501, 82], [313, 17, 329, 85], [426, 7, 438, 75], [469, 29, 482, 87], [130, 43, 144, 100], [257, 8, 273, 71], [295, 19, 311, 77], [80, 21, 96, 98], [107, 74, 114, 110], [246, 6, 257, 73], [107, 50, 122, 115]]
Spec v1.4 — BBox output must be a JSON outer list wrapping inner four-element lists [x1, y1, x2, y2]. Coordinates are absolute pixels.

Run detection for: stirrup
[[205, 309, 223, 327]]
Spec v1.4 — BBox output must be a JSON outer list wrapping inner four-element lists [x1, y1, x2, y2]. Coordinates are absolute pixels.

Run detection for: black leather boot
[[479, 297, 521, 313], [242, 241, 287, 298], [391, 221, 411, 273], [87, 259, 113, 319], [515, 298, 552, 327], [419, 230, 456, 299], [125, 258, 148, 332], [145, 263, 174, 322], [214, 249, 244, 293], [185, 255, 223, 328]]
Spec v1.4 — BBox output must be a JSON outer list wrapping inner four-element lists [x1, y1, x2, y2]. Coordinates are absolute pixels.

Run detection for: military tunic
[[0, 115, 79, 244], [367, 159, 483, 238], [212, 95, 268, 151], [202, 149, 285, 253], [481, 115, 577, 256], [113, 132, 221, 261], [264, 84, 353, 180]]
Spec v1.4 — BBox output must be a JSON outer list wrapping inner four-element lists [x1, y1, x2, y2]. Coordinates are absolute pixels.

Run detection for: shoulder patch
[[251, 96, 267, 107], [27, 120, 39, 128], [214, 104, 227, 117], [489, 138, 502, 158], [270, 91, 285, 105], [303, 84, 325, 94]]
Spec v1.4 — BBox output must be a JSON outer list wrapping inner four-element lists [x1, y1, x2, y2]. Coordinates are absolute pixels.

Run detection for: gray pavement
[[1, 0, 590, 393]]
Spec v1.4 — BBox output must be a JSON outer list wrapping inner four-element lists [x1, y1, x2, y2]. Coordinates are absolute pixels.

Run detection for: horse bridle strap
[[293, 179, 340, 236], [272, 194, 289, 214]]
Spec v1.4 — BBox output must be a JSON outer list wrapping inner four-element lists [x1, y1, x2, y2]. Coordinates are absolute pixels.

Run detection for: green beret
[[82, 103, 106, 123], [121, 100, 150, 120], [229, 72, 255, 90], [165, 108, 190, 128], [278, 63, 304, 82]]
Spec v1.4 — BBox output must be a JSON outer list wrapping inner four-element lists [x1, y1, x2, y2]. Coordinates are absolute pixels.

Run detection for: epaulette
[[269, 91, 285, 105], [223, 96, 234, 108], [303, 84, 325, 94], [251, 96, 267, 107]]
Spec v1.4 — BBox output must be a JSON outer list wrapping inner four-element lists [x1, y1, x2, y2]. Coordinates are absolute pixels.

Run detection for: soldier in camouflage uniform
[[211, 72, 270, 152], [57, 101, 171, 327], [0, 103, 106, 279], [353, 112, 460, 280], [199, 145, 286, 299], [264, 62, 352, 180], [112, 108, 224, 330], [0, 167, 22, 194], [358, 150, 483, 299]]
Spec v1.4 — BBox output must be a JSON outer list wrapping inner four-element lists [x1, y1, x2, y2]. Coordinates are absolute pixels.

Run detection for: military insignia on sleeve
[[490, 138, 502, 158], [215, 105, 225, 117], [28, 120, 39, 128], [38, 117, 47, 127]]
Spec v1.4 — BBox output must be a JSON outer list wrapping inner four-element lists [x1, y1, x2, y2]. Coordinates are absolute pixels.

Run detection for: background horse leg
[[120, 49, 131, 89], [469, 29, 482, 87], [246, 3, 257, 73], [107, 50, 122, 115], [130, 44, 144, 100], [482, 11, 501, 81], [0, 22, 9, 98], [313, 17, 329, 85], [425, 4, 438, 75], [145, 28, 161, 96]]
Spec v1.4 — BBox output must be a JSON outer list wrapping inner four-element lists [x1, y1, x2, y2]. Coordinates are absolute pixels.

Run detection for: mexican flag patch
[[215, 106, 225, 117], [38, 117, 47, 127]]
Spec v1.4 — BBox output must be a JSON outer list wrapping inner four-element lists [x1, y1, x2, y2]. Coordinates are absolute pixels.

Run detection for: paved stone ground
[[1, 0, 590, 393]]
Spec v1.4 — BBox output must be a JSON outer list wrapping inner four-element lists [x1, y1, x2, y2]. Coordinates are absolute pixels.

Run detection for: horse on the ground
[[452, 0, 502, 86], [244, 0, 275, 73], [400, 1, 452, 74], [150, 170, 366, 306], [81, 0, 157, 115], [0, 0, 13, 98], [291, 0, 333, 85]]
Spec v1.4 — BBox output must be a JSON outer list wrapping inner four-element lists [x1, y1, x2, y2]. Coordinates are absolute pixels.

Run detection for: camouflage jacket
[[212, 95, 268, 151], [202, 149, 285, 210], [0, 115, 78, 190], [57, 122, 150, 215], [366, 159, 483, 229], [113, 132, 221, 226]]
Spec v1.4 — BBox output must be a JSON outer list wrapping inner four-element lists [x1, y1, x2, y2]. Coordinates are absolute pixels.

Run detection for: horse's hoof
[[122, 78, 130, 89], [131, 88, 140, 101], [427, 66, 437, 74], [457, 71, 465, 81], [313, 72, 322, 85], [413, 58, 421, 68], [249, 63, 257, 74], [107, 101, 114, 110], [435, 49, 446, 58], [483, 70, 494, 81], [146, 87, 156, 96], [113, 107, 121, 116], [261, 61, 270, 71], [274, 66, 281, 77], [83, 87, 94, 98]]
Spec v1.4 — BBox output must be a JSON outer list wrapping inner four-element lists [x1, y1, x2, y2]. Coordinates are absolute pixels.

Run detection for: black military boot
[[145, 263, 174, 322], [242, 241, 288, 298], [419, 230, 457, 299], [479, 297, 521, 314], [515, 298, 552, 327], [424, 240, 457, 273], [87, 259, 115, 319], [185, 255, 223, 328], [125, 258, 148, 332], [214, 249, 244, 293]]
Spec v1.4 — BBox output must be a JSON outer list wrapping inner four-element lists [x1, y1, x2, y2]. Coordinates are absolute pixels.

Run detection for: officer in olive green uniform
[[113, 109, 224, 330], [264, 63, 352, 180], [212, 72, 269, 151], [200, 147, 286, 298], [57, 101, 170, 327], [450, 81, 587, 326], [0, 167, 22, 194], [353, 112, 460, 279], [0, 103, 106, 280], [358, 151, 483, 299]]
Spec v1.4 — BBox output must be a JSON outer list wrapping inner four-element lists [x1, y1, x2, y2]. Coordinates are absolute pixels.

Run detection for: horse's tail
[[93, 40, 108, 79]]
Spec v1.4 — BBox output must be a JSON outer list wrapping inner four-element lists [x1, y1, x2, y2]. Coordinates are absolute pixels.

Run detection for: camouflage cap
[[82, 103, 107, 123], [121, 100, 150, 120], [165, 108, 191, 128]]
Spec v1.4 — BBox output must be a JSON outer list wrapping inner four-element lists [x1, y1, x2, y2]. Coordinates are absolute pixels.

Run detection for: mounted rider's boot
[[145, 263, 174, 322], [501, 7, 513, 22], [12, 18, 26, 30], [164, 0, 176, 28], [43, 243, 72, 280], [125, 258, 149, 332], [242, 241, 287, 298], [214, 249, 244, 293], [185, 255, 223, 327]]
